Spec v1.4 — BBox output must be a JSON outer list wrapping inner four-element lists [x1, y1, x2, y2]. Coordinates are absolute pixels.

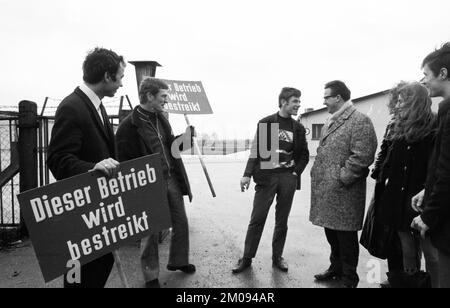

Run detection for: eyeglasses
[[323, 95, 337, 100]]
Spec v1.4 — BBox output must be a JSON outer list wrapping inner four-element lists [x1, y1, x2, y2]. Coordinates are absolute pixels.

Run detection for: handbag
[[360, 188, 396, 259]]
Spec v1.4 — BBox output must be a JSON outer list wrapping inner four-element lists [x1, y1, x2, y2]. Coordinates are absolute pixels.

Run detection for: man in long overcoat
[[310, 80, 377, 288]]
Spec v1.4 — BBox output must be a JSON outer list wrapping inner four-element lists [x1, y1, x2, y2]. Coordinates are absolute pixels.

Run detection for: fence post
[[18, 100, 38, 238]]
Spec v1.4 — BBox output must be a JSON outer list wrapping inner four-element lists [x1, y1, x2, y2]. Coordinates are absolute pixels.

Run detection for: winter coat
[[310, 105, 377, 231], [376, 135, 435, 231]]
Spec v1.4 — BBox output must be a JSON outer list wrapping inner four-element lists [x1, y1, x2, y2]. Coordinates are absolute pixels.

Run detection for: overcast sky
[[1, 0, 450, 138]]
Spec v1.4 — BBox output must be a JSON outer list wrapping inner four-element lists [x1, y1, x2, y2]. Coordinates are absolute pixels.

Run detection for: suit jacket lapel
[[75, 87, 111, 142], [321, 106, 356, 142]]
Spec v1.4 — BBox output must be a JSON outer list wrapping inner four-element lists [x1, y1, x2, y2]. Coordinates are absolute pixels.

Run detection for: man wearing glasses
[[310, 80, 377, 288]]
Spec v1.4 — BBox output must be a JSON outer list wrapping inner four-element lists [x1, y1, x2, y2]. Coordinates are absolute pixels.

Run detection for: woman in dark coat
[[376, 81, 438, 287], [363, 82, 406, 287]]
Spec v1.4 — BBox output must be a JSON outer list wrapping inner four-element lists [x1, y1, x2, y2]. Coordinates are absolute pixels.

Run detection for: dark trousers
[[63, 253, 114, 288], [438, 250, 450, 288], [325, 228, 360, 285], [243, 172, 297, 259]]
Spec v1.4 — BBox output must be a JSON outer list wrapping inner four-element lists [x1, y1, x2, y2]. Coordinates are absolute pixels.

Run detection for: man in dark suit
[[232, 87, 309, 274], [412, 42, 450, 288], [47, 47, 125, 288], [116, 77, 196, 288]]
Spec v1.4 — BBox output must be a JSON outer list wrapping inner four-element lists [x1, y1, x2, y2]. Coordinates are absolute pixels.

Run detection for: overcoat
[[310, 105, 377, 231]]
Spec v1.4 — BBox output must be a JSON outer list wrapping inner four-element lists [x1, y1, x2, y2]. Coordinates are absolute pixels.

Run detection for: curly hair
[[83, 47, 125, 84], [387, 81, 408, 115], [390, 82, 436, 143]]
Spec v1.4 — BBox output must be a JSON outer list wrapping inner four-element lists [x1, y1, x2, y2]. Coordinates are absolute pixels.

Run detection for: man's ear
[[440, 68, 448, 80], [146, 92, 154, 101], [103, 72, 111, 82]]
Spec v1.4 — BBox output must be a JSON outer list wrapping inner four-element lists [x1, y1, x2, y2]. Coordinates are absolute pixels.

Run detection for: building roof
[[300, 89, 390, 117]]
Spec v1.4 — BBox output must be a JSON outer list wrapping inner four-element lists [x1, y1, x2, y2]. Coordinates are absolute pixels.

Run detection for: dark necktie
[[99, 103, 111, 134]]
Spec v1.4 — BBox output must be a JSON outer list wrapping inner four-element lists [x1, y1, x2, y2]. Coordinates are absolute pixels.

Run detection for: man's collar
[[330, 101, 353, 122], [137, 105, 158, 117], [79, 83, 102, 110]]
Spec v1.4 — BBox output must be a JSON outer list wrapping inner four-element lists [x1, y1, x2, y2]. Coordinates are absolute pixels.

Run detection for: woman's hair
[[387, 81, 408, 115], [390, 81, 436, 143]]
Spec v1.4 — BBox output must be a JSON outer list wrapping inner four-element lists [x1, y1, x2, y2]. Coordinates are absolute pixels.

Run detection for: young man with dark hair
[[47, 47, 125, 288], [232, 87, 309, 274], [310, 80, 377, 288], [115, 77, 195, 288], [412, 42, 450, 288]]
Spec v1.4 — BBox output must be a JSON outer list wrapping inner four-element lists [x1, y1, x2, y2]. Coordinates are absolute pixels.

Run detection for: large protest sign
[[159, 79, 216, 197], [160, 79, 213, 114], [18, 154, 171, 283]]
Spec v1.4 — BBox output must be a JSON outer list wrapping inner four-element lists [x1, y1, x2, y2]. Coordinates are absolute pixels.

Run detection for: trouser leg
[[243, 178, 278, 259], [336, 230, 360, 285], [272, 173, 297, 258], [438, 250, 450, 288], [324, 228, 342, 273], [166, 177, 190, 267], [140, 234, 160, 282], [420, 236, 440, 288]]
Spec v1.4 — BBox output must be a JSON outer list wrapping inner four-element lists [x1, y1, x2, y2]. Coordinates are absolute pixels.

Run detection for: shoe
[[167, 264, 196, 274], [145, 279, 161, 288], [314, 269, 342, 281], [232, 258, 252, 274], [272, 257, 288, 272]]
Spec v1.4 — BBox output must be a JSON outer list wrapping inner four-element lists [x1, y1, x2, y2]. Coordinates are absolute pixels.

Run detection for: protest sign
[[18, 154, 170, 283], [160, 79, 213, 114]]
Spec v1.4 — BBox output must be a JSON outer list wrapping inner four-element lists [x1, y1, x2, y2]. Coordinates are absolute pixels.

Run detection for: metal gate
[[0, 112, 20, 244]]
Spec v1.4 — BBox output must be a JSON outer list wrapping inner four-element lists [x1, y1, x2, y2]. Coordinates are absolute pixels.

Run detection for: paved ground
[[0, 157, 387, 288]]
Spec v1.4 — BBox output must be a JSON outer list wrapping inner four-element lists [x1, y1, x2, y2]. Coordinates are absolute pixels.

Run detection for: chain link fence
[[0, 114, 20, 245]]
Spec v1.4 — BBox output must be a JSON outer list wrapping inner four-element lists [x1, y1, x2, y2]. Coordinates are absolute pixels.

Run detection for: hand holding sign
[[92, 158, 120, 177], [18, 154, 171, 283], [161, 79, 216, 198]]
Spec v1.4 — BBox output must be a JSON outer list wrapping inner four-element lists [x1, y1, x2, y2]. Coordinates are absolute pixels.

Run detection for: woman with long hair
[[362, 81, 406, 288], [377, 81, 438, 287]]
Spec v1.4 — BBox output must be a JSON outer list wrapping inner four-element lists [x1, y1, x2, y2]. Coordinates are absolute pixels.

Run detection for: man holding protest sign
[[233, 87, 309, 274], [47, 47, 125, 288], [116, 77, 196, 288]]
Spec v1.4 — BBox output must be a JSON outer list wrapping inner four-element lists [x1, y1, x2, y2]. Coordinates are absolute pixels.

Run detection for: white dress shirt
[[79, 83, 104, 124]]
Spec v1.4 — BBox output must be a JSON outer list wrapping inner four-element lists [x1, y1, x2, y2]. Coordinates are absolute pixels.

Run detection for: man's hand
[[411, 216, 430, 239], [185, 125, 196, 139], [240, 177, 251, 192], [412, 189, 425, 213], [91, 158, 120, 177]]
